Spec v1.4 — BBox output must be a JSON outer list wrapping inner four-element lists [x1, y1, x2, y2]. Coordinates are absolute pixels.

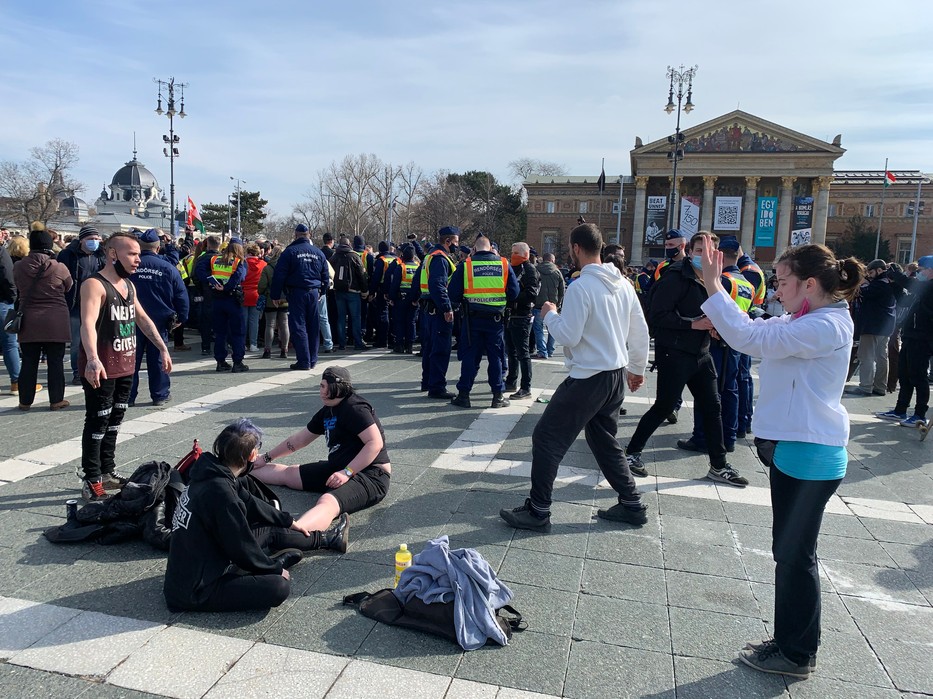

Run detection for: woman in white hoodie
[[697, 237, 863, 680]]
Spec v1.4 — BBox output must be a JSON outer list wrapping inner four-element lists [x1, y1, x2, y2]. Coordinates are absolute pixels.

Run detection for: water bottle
[[394, 543, 412, 588]]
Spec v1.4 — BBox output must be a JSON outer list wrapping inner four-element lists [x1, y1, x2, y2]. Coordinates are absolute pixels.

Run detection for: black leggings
[[194, 525, 324, 613], [81, 375, 133, 480], [20, 342, 66, 405]]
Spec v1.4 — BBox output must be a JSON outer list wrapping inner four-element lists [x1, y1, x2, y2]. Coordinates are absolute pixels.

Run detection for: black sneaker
[[736, 430, 747, 439], [231, 362, 250, 373], [744, 639, 816, 670], [81, 478, 110, 502], [510, 388, 532, 400], [707, 464, 749, 488], [428, 390, 455, 400], [738, 642, 811, 678], [504, 381, 517, 393], [100, 471, 129, 491], [490, 393, 510, 408], [666, 411, 679, 424], [262, 349, 271, 359], [597, 501, 648, 526], [322, 513, 349, 553], [152, 395, 171, 407], [626, 452, 648, 477], [499, 499, 551, 532], [216, 360, 232, 372], [451, 393, 472, 408], [677, 438, 706, 453], [289, 363, 311, 371]]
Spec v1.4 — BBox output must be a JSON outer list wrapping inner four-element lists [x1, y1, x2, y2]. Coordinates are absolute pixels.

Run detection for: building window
[[864, 203, 876, 217], [827, 204, 838, 217], [542, 231, 559, 255], [545, 201, 555, 214], [578, 201, 588, 214], [897, 239, 913, 265]]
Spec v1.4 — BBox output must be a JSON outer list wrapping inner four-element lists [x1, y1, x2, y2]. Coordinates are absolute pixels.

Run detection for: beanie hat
[[352, 235, 365, 252], [229, 237, 243, 246], [866, 259, 887, 272], [917, 255, 933, 270], [29, 228, 54, 252], [295, 223, 309, 234], [79, 225, 100, 240], [377, 241, 389, 254]]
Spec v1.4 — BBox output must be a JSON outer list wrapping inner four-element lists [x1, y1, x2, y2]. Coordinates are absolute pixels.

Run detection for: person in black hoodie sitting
[[163, 418, 348, 613]]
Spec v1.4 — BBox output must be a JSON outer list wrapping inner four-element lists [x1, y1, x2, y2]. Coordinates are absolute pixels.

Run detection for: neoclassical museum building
[[525, 110, 930, 268]]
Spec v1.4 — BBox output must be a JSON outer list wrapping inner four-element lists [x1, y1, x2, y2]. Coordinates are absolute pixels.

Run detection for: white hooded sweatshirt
[[544, 262, 650, 379]]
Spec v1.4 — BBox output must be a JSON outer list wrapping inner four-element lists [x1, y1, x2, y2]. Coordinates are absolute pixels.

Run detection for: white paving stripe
[[428, 390, 933, 527], [0, 594, 560, 699], [0, 355, 373, 486]]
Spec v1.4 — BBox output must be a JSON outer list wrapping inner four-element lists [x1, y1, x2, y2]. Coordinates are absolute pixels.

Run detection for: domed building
[[92, 149, 174, 234]]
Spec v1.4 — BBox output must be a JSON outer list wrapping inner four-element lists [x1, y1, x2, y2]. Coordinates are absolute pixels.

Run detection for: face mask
[[792, 297, 810, 319], [691, 256, 703, 271], [113, 258, 133, 279], [511, 253, 528, 266], [84, 240, 100, 252], [665, 247, 680, 260]]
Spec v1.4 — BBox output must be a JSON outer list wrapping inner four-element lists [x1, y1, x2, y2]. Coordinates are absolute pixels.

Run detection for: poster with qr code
[[714, 197, 742, 231]]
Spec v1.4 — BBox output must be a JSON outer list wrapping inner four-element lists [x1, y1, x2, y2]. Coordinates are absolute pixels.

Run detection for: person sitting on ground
[[163, 418, 348, 613], [251, 366, 391, 532]]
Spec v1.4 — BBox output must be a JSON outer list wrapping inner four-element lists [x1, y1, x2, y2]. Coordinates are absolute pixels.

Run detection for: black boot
[[451, 393, 471, 408], [216, 360, 232, 372], [231, 362, 250, 373], [322, 513, 349, 553], [270, 548, 303, 570], [490, 393, 510, 408]]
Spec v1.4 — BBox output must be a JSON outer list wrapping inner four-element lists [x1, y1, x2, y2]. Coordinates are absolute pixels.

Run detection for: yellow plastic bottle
[[394, 544, 412, 588]]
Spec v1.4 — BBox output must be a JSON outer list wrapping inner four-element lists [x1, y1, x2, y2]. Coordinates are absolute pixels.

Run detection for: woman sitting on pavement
[[696, 236, 863, 679], [251, 366, 391, 533], [163, 418, 348, 613]]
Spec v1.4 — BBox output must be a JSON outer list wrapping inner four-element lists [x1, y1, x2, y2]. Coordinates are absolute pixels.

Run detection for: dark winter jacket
[[534, 261, 565, 310], [270, 237, 328, 299], [56, 238, 106, 312], [0, 246, 15, 304], [131, 250, 189, 327], [509, 260, 540, 317], [12, 252, 73, 343], [645, 259, 711, 355], [163, 453, 292, 611], [331, 244, 369, 294], [856, 277, 900, 337], [888, 269, 933, 343]]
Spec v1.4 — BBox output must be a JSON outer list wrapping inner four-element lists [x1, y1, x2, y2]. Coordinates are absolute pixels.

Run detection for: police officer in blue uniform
[[387, 244, 419, 354], [270, 223, 329, 370], [449, 233, 519, 409], [420, 226, 461, 399], [196, 238, 248, 372], [129, 229, 189, 406], [369, 241, 397, 348]]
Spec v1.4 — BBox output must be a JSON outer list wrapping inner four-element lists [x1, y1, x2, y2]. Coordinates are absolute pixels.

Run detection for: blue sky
[[2, 0, 931, 217]]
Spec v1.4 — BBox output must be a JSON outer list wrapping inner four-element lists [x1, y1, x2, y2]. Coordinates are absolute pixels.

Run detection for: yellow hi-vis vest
[[177, 254, 196, 285], [209, 256, 240, 281], [722, 272, 755, 312], [399, 261, 419, 290], [739, 260, 767, 305], [419, 249, 456, 293], [462, 257, 509, 308]]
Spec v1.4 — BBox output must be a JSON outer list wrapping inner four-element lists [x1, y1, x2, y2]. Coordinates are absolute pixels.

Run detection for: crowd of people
[[2, 216, 932, 679]]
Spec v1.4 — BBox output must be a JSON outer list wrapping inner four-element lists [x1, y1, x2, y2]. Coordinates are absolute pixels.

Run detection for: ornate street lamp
[[665, 65, 697, 229], [154, 77, 188, 236]]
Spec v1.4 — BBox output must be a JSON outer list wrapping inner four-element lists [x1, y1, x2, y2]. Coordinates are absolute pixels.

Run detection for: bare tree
[[0, 139, 83, 226], [369, 161, 402, 242], [508, 157, 567, 183], [411, 171, 474, 236], [396, 161, 424, 238]]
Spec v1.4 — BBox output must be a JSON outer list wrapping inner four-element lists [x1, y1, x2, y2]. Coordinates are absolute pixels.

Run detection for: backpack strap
[[497, 604, 527, 632], [343, 592, 372, 607]]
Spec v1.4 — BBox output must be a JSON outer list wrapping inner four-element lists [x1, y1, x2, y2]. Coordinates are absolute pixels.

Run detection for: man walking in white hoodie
[[500, 223, 651, 531]]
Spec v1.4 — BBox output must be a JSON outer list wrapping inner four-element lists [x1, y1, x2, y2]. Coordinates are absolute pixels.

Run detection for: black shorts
[[298, 461, 390, 515]]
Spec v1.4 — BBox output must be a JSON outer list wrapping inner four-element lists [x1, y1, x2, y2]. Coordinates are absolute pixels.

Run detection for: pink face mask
[[792, 297, 810, 319]]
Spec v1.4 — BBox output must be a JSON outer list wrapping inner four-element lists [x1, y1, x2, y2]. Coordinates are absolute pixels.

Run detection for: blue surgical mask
[[691, 256, 703, 271], [84, 239, 100, 252]]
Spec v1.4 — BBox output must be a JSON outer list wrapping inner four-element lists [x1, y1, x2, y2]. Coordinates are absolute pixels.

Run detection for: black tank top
[[78, 274, 137, 378]]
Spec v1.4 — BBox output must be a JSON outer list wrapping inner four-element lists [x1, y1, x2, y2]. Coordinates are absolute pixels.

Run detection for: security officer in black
[[449, 233, 519, 409], [129, 229, 189, 406]]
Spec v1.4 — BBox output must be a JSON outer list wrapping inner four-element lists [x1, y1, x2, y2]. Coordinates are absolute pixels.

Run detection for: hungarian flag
[[884, 171, 897, 187], [187, 196, 205, 234], [597, 166, 606, 193]]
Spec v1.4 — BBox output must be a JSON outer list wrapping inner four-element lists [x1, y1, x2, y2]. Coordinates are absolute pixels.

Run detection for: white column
[[700, 176, 717, 231], [631, 176, 648, 265], [775, 176, 796, 259], [811, 177, 832, 245], [740, 177, 760, 250]]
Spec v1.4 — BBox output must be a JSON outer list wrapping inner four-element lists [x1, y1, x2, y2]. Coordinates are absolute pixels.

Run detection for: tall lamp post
[[154, 77, 187, 236], [230, 177, 245, 238], [664, 65, 697, 230]]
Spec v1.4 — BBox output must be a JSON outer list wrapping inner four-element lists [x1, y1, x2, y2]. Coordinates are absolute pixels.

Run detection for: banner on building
[[679, 196, 701, 237], [714, 196, 742, 231], [754, 196, 778, 247], [791, 196, 813, 247], [645, 196, 667, 245]]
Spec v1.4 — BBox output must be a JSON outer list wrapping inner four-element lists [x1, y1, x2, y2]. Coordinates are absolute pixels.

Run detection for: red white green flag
[[884, 171, 897, 187], [186, 196, 205, 234]]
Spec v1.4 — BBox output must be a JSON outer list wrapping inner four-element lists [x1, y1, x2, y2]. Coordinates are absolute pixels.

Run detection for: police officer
[[270, 223, 329, 370], [420, 226, 460, 399], [449, 233, 519, 409], [677, 236, 755, 453], [635, 259, 657, 310], [654, 230, 687, 280], [129, 229, 189, 406], [387, 244, 419, 354], [192, 236, 220, 355], [369, 241, 397, 348], [735, 240, 767, 438], [196, 237, 248, 372]]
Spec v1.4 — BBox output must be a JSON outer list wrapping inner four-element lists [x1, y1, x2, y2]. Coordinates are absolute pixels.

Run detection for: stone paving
[[0, 335, 931, 698]]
